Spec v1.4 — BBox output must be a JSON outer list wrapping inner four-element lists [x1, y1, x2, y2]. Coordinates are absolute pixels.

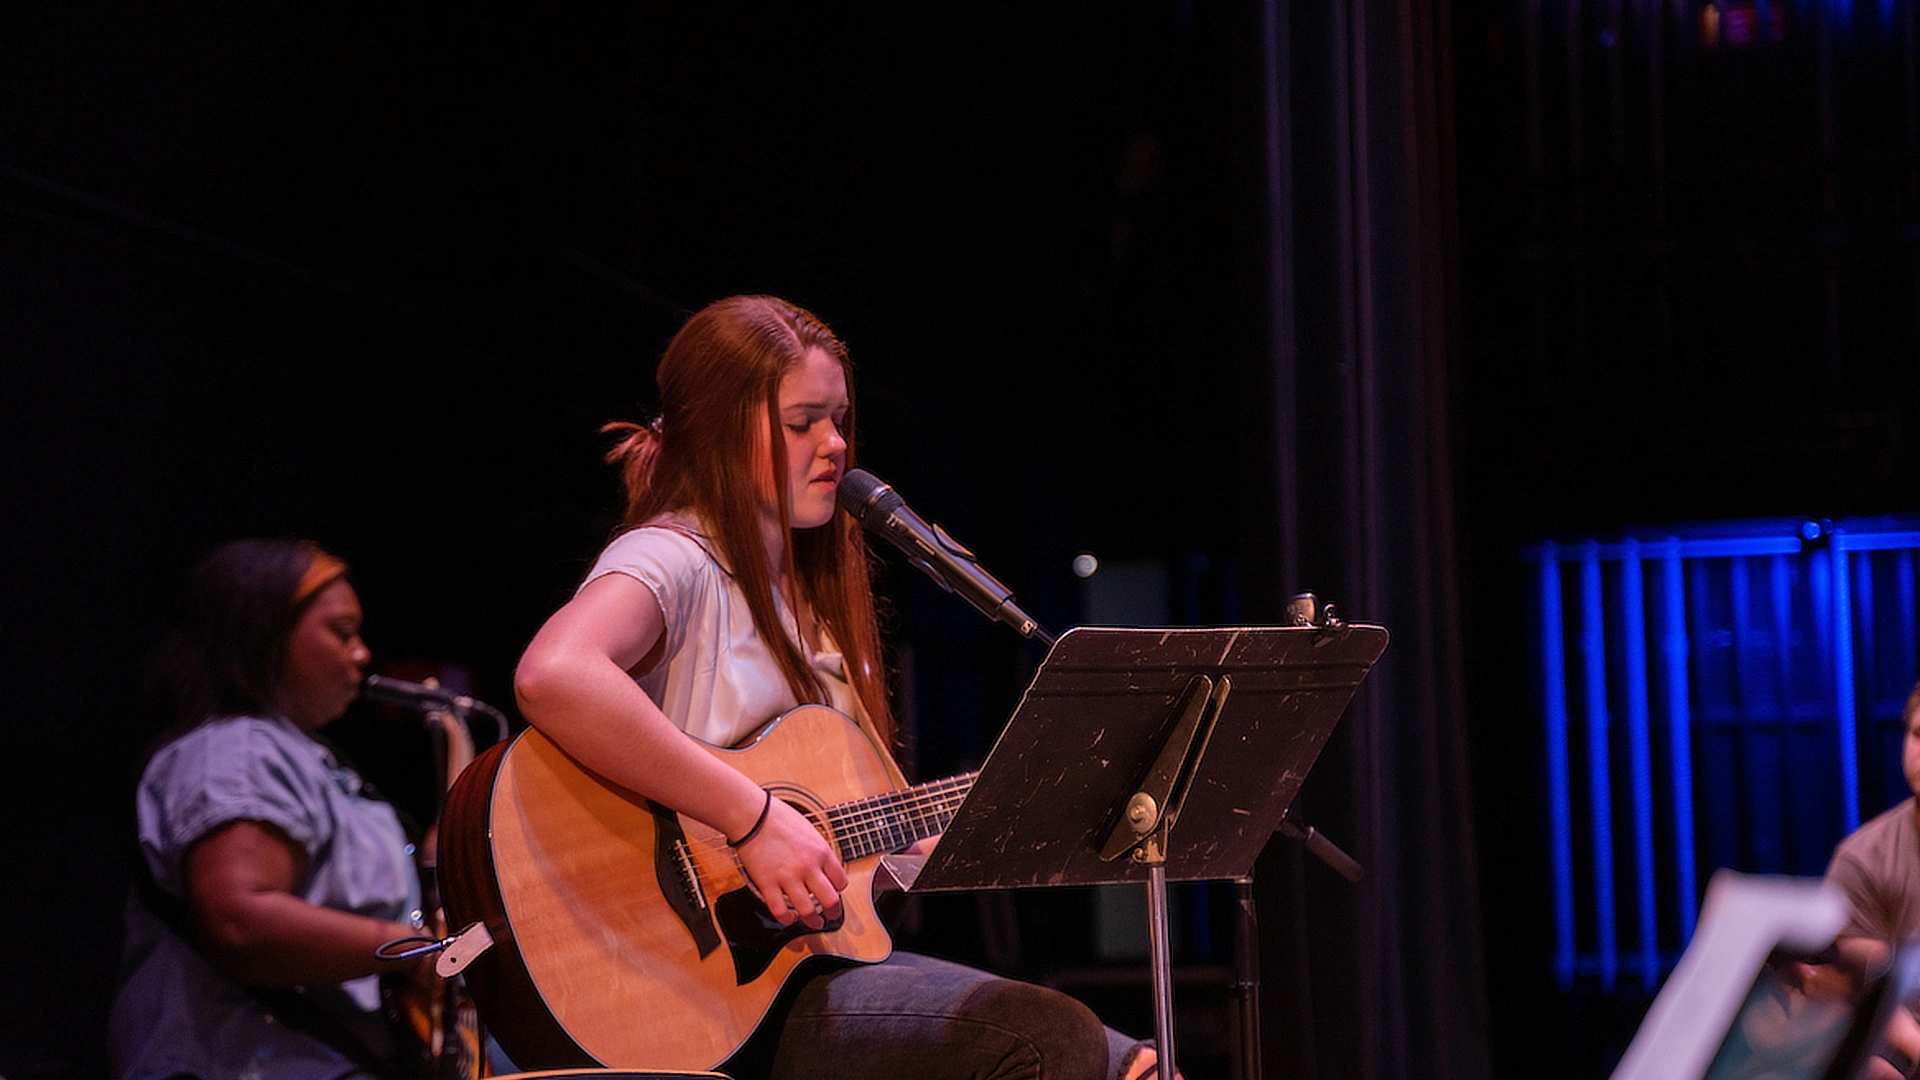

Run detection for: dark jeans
[[727, 952, 1142, 1080]]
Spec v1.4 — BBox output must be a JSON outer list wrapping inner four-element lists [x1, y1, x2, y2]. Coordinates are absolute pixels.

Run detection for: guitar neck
[[824, 772, 976, 861]]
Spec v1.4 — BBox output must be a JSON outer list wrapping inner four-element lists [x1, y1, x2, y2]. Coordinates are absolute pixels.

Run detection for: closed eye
[[787, 415, 845, 435]]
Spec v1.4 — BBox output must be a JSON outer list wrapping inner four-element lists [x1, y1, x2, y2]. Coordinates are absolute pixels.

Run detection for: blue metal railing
[[1526, 517, 1920, 990]]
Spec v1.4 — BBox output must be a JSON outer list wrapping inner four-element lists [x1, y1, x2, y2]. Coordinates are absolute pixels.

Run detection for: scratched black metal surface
[[911, 624, 1390, 891]]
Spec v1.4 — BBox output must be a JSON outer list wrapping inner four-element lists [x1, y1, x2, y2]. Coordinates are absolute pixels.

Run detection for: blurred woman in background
[[109, 538, 431, 1080]]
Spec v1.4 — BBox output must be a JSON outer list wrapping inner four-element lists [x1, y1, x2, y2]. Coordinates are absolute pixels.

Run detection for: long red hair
[[604, 295, 893, 745]]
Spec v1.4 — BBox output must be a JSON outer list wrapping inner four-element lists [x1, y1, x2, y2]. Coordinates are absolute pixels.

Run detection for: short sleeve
[[135, 718, 336, 895], [1822, 808, 1915, 942], [582, 525, 718, 653], [1826, 848, 1888, 939]]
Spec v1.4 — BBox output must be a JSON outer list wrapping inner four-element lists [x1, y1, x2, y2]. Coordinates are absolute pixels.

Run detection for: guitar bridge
[[671, 837, 706, 910], [650, 801, 722, 959]]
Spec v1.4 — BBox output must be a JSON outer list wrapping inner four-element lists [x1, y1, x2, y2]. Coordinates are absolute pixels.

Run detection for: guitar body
[[439, 706, 903, 1073]]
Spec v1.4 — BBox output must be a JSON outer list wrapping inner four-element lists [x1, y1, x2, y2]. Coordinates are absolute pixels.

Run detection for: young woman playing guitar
[[507, 295, 1170, 1080]]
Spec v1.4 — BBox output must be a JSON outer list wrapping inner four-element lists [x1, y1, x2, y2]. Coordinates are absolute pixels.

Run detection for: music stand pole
[[1148, 865, 1179, 1074]]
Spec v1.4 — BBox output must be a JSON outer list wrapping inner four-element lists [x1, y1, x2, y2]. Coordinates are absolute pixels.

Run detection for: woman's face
[[279, 577, 371, 731], [760, 346, 850, 532]]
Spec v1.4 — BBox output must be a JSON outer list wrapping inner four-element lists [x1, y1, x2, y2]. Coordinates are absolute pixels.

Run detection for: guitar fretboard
[[824, 773, 977, 861]]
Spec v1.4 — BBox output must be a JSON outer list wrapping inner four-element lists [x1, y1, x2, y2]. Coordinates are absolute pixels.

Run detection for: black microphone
[[361, 675, 511, 743], [362, 674, 471, 712], [837, 468, 1051, 643]]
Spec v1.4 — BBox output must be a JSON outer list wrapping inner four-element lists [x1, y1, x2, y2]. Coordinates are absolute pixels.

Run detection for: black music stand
[[903, 624, 1389, 1080]]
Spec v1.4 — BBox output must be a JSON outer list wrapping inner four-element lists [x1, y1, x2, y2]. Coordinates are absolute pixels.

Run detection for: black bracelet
[[728, 789, 773, 848]]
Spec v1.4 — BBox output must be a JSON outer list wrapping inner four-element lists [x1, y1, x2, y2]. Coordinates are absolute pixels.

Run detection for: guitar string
[[678, 785, 973, 863], [826, 775, 978, 837], [679, 800, 970, 895], [825, 774, 977, 835], [819, 776, 978, 855], [790, 774, 977, 845], [676, 777, 979, 892], [677, 777, 977, 865]]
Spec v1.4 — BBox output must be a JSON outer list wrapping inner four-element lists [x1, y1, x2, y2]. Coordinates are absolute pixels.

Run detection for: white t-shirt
[[582, 513, 858, 748]]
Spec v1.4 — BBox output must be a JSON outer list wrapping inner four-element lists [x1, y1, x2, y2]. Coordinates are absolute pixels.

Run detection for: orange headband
[[293, 552, 348, 606]]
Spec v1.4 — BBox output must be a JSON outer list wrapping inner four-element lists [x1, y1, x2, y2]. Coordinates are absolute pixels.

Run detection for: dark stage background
[[3, 3, 1916, 1079]]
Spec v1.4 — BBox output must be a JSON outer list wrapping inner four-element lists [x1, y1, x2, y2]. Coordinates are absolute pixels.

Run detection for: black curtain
[[0, 5, 1500, 1077], [1244, 3, 1492, 1077]]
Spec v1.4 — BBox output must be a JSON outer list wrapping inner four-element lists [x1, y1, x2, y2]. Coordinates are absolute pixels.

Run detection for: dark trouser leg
[[754, 952, 1136, 1080]]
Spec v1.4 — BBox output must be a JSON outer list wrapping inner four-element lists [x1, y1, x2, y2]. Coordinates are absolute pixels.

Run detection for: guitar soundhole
[[712, 888, 845, 986]]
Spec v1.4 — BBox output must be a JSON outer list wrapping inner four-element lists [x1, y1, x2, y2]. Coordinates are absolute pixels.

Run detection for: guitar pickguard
[[712, 888, 845, 986]]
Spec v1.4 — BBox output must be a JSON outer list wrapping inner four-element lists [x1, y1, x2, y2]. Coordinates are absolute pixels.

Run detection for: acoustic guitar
[[437, 706, 976, 1073]]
